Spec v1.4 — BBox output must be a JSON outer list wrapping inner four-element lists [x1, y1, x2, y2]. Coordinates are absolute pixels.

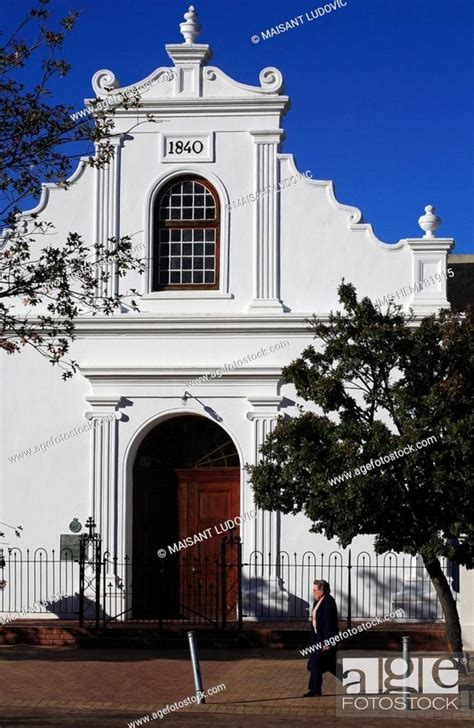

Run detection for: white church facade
[[2, 7, 472, 642]]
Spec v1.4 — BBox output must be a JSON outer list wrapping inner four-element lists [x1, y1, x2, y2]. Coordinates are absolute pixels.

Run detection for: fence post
[[214, 554, 219, 630], [102, 552, 107, 630], [237, 536, 243, 631], [78, 517, 101, 629], [158, 560, 164, 631], [221, 537, 227, 630], [347, 548, 352, 630], [94, 535, 102, 631], [79, 537, 85, 628]]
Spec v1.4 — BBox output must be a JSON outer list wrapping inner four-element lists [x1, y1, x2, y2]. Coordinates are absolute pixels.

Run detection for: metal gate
[[78, 518, 102, 629], [221, 531, 243, 629], [78, 523, 244, 629]]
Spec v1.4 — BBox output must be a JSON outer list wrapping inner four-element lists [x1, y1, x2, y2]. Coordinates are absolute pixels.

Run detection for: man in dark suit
[[304, 579, 339, 697]]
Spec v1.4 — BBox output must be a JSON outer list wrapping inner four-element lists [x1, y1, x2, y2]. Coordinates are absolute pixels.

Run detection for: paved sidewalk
[[0, 646, 471, 727]]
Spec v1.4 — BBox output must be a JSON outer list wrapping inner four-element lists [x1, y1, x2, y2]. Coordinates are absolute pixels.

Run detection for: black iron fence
[[0, 547, 78, 618], [241, 549, 458, 622], [0, 531, 458, 629]]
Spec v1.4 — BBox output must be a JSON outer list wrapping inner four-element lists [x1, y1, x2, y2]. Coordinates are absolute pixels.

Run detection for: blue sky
[[5, 0, 474, 252]]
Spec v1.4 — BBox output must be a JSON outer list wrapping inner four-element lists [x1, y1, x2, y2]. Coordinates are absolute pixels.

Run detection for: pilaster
[[248, 130, 285, 312], [165, 44, 212, 97], [84, 395, 123, 554], [94, 136, 123, 298], [246, 396, 283, 558]]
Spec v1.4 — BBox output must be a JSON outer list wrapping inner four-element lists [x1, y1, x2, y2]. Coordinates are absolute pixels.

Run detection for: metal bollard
[[401, 635, 411, 710], [187, 631, 206, 704]]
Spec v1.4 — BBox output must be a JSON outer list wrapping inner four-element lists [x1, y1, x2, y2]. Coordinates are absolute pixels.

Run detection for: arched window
[[153, 176, 220, 290]]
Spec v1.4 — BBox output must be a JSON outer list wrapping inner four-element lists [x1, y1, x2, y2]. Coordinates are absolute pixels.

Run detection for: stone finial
[[418, 205, 441, 238], [180, 6, 201, 45]]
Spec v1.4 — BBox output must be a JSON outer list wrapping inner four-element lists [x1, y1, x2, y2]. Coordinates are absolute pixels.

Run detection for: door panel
[[176, 468, 240, 621]]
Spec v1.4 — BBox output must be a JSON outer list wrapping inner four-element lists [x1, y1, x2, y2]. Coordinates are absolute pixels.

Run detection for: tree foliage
[[0, 0, 158, 377], [248, 282, 473, 650]]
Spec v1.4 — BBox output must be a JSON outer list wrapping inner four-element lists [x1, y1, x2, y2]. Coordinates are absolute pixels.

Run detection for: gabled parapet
[[1, 6, 455, 319], [87, 5, 289, 117]]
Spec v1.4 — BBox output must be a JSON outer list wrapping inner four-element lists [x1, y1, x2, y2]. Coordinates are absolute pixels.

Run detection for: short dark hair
[[313, 579, 330, 594]]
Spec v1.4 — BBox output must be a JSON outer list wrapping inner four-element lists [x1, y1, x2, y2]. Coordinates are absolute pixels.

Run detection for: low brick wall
[[0, 620, 448, 650]]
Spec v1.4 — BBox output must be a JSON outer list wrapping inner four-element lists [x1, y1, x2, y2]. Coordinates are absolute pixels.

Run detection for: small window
[[152, 176, 220, 290]]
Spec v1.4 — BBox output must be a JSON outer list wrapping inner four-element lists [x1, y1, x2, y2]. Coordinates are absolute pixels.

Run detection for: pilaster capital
[[249, 129, 285, 145], [84, 394, 123, 421], [246, 396, 283, 421], [109, 134, 125, 149], [404, 237, 454, 253]]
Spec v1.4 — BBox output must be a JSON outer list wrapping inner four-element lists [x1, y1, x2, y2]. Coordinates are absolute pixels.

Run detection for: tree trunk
[[422, 554, 463, 653]]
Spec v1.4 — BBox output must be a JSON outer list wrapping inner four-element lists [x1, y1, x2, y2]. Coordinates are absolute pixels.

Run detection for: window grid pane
[[156, 178, 218, 288], [159, 181, 216, 222], [158, 228, 216, 286]]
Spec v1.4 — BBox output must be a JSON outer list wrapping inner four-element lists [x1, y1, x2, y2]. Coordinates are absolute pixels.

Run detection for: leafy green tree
[[0, 0, 160, 377], [248, 282, 473, 652]]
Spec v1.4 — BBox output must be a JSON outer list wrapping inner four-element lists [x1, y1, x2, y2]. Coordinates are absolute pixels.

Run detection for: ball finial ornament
[[418, 205, 441, 238]]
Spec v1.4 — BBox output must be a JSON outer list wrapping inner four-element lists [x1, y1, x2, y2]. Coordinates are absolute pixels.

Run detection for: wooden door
[[132, 468, 179, 619], [176, 468, 240, 622]]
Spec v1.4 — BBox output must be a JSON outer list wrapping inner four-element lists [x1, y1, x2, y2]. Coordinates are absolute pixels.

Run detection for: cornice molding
[[103, 98, 290, 118], [8, 313, 432, 339], [79, 366, 283, 387], [72, 314, 315, 336], [67, 313, 430, 336], [403, 238, 454, 253], [85, 394, 123, 408], [165, 44, 212, 65]]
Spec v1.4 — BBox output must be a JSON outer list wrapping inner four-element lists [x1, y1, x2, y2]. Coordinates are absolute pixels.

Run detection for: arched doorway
[[132, 415, 240, 619]]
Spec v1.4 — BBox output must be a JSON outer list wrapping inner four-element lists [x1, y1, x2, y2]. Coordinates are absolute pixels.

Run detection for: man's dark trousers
[[307, 634, 337, 694]]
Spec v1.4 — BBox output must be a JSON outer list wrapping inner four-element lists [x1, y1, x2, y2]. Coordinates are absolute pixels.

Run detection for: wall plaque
[[60, 534, 81, 561], [160, 132, 214, 163]]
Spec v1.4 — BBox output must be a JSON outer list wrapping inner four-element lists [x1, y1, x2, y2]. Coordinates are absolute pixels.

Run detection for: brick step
[[78, 631, 447, 651], [0, 622, 87, 646], [0, 621, 448, 650]]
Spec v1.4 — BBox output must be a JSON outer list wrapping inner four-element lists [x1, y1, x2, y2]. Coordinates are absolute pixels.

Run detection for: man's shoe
[[303, 691, 321, 697]]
